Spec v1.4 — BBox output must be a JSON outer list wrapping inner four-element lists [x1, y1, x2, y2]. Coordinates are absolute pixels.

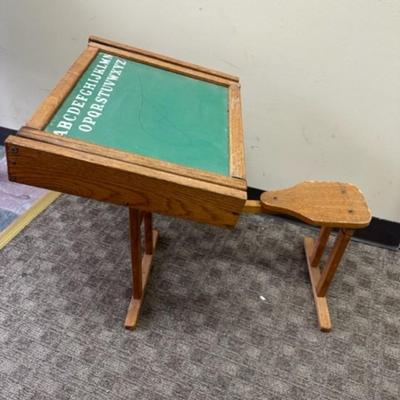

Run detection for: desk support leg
[[131, 209, 143, 299], [304, 236, 332, 332], [124, 209, 158, 330], [144, 212, 153, 255]]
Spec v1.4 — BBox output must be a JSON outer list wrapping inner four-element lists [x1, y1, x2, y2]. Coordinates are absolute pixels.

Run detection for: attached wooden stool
[[257, 181, 371, 331]]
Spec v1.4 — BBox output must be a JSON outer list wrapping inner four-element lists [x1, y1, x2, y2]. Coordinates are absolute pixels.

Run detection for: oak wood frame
[[6, 135, 245, 227], [6, 36, 247, 228]]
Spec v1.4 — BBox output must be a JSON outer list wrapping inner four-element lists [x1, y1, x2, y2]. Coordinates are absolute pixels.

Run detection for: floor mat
[[0, 145, 60, 249]]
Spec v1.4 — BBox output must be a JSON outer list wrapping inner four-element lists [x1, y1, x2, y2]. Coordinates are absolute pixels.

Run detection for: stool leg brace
[[304, 228, 353, 331]]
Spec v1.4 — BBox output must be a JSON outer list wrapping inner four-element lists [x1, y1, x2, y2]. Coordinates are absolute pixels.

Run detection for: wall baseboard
[[0, 126, 15, 145], [1, 126, 398, 250]]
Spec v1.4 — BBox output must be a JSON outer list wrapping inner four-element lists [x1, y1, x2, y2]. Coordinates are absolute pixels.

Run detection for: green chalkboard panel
[[45, 52, 229, 176]]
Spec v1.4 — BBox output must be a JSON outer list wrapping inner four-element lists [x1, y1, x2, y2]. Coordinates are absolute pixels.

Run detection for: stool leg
[[304, 228, 353, 331], [317, 229, 353, 297], [304, 236, 331, 331], [310, 227, 331, 267]]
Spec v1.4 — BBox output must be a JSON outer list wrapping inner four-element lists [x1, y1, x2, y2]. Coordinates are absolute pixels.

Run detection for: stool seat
[[244, 180, 373, 331], [260, 181, 371, 229]]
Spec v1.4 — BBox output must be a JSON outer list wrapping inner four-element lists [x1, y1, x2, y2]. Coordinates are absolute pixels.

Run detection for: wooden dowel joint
[[242, 200, 262, 214]]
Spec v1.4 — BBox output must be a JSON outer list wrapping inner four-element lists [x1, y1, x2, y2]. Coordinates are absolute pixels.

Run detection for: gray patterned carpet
[[0, 195, 399, 400]]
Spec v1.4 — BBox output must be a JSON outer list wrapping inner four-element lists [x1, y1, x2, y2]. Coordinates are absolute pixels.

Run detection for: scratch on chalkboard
[[136, 70, 148, 137], [136, 70, 188, 144]]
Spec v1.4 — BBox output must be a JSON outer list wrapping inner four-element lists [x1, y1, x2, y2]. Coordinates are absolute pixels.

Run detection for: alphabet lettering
[[49, 53, 126, 136]]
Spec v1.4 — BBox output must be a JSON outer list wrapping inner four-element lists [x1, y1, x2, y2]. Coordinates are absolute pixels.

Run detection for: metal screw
[[10, 146, 18, 154], [348, 209, 354, 214]]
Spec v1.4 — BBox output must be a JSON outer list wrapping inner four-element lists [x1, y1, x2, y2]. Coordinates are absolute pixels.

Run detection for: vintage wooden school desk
[[6, 36, 247, 329]]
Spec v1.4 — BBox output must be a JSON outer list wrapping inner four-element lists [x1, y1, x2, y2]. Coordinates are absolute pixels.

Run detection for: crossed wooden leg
[[304, 228, 353, 332], [124, 208, 159, 329]]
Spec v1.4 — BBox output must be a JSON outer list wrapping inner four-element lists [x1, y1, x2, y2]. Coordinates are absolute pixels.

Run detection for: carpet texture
[[0, 195, 399, 400]]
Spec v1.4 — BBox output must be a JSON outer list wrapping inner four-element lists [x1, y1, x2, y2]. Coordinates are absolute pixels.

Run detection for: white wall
[[1, 0, 399, 221]]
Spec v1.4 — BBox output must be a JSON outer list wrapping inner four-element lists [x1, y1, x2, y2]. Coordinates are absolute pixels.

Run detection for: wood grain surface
[[229, 84, 246, 180], [261, 181, 371, 228], [316, 229, 354, 297], [88, 42, 234, 87], [304, 237, 332, 332], [6, 135, 246, 228], [310, 227, 332, 267], [125, 229, 159, 329], [129, 208, 143, 299], [242, 200, 263, 214]]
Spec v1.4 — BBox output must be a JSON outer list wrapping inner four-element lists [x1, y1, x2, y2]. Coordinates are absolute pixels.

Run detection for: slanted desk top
[[46, 51, 230, 176], [6, 36, 247, 227]]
